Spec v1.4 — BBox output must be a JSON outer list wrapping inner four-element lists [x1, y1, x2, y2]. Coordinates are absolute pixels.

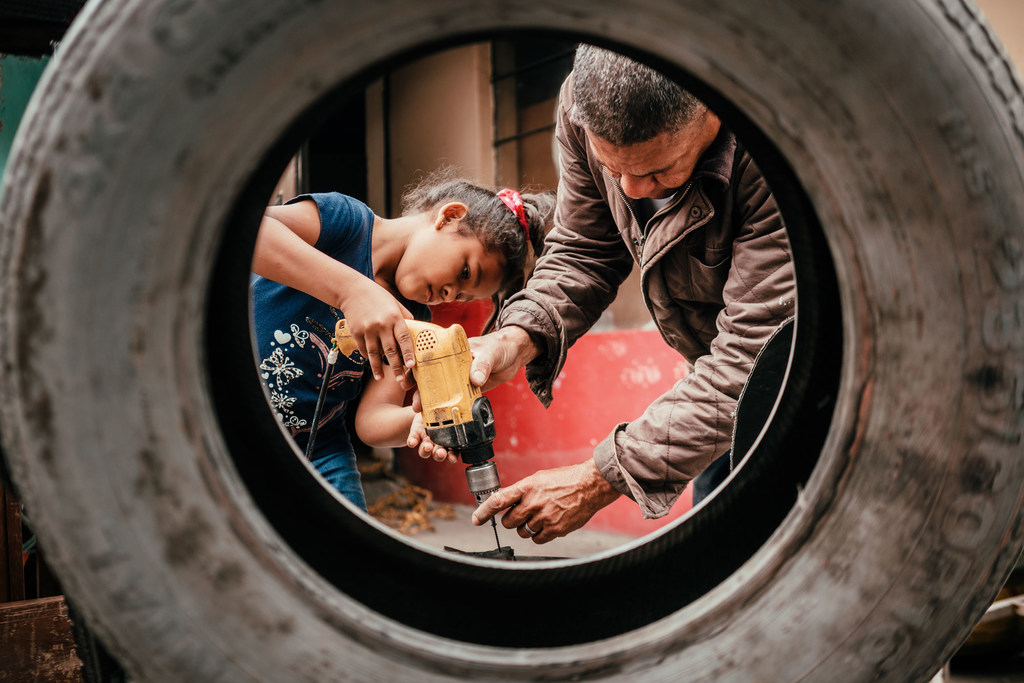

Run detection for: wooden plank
[[0, 596, 82, 682]]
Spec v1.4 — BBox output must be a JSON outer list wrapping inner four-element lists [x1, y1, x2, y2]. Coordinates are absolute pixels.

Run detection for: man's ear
[[435, 202, 469, 230]]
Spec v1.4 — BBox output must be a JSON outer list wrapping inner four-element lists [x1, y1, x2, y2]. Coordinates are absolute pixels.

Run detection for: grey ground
[[361, 462, 635, 560]]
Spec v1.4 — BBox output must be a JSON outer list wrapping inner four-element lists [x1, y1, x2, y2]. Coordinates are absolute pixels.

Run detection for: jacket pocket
[[659, 247, 730, 305], [686, 252, 730, 304]]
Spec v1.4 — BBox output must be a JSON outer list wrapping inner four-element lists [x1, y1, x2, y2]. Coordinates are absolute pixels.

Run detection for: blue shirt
[[250, 193, 429, 460]]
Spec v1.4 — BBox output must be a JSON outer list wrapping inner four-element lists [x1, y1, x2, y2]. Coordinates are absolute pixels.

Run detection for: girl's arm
[[252, 201, 380, 316], [252, 201, 416, 388], [354, 378, 457, 463], [354, 376, 415, 447]]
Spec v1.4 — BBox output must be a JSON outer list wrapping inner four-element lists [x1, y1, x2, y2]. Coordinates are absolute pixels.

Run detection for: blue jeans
[[311, 450, 368, 511]]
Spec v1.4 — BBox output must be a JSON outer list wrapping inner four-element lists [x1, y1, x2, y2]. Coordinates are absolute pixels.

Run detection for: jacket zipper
[[614, 178, 694, 264]]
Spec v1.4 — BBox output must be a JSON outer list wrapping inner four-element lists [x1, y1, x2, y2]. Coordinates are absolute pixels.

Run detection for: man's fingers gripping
[[471, 486, 519, 526], [469, 354, 492, 388]]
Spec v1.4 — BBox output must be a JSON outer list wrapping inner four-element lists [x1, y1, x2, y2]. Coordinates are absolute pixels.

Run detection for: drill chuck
[[465, 460, 500, 506]]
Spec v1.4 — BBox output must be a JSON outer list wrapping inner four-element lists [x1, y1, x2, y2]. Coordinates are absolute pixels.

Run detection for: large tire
[[1, 0, 1022, 680]]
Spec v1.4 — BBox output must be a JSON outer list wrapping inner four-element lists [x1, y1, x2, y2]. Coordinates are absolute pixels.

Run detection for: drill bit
[[474, 492, 501, 551], [490, 516, 501, 551]]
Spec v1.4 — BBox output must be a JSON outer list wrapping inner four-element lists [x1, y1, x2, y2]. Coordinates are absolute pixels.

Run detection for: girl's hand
[[251, 202, 417, 389], [407, 412, 457, 464], [342, 278, 416, 389]]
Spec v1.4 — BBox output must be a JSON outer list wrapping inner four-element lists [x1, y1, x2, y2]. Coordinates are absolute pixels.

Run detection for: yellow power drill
[[333, 319, 501, 507]]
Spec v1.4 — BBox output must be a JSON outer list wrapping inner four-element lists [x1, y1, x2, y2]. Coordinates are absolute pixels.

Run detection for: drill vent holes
[[415, 330, 438, 352]]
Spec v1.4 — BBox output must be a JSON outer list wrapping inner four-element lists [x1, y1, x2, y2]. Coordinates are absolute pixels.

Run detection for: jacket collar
[[690, 127, 736, 190]]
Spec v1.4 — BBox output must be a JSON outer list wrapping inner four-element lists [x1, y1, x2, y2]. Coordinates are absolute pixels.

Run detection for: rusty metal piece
[[364, 471, 456, 536]]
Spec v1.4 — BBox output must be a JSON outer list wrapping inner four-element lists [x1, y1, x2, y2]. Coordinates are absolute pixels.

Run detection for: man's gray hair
[[569, 44, 706, 146]]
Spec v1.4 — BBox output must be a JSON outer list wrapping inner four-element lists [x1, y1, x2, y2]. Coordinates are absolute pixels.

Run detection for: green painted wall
[[0, 55, 50, 183]]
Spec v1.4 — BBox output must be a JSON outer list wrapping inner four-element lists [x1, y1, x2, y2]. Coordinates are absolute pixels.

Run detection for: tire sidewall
[[1, 0, 1022, 680]]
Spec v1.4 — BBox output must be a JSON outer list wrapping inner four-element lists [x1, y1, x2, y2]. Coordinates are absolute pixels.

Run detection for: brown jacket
[[497, 77, 795, 518]]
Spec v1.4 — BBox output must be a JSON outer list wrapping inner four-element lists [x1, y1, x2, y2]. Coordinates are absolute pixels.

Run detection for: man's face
[[586, 111, 721, 200]]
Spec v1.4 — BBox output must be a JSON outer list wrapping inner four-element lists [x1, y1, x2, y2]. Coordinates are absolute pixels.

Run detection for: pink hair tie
[[497, 188, 530, 243]]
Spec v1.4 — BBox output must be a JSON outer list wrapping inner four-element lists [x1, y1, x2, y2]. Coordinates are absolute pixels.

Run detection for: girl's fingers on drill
[[407, 413, 426, 449], [363, 338, 384, 380], [391, 362, 411, 391], [393, 322, 415, 370], [382, 332, 406, 382], [416, 436, 435, 459], [382, 320, 413, 389], [382, 344, 401, 373]]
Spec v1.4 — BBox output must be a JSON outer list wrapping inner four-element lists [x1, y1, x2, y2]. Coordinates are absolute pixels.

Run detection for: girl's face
[[395, 222, 506, 306]]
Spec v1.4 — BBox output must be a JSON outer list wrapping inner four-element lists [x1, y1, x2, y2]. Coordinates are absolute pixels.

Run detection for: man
[[469, 45, 795, 543]]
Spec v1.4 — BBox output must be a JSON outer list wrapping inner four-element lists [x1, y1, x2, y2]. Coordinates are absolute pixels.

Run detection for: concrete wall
[[382, 44, 495, 215], [977, 0, 1024, 69]]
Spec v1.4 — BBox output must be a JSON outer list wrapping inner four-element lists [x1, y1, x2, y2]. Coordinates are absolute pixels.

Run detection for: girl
[[250, 171, 554, 509]]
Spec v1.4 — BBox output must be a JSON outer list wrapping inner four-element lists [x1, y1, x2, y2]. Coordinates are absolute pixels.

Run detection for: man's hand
[[406, 412, 457, 464], [468, 326, 540, 390], [340, 278, 416, 390], [471, 460, 621, 544]]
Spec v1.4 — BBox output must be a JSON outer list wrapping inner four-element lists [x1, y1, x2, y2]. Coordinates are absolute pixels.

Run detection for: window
[[492, 38, 574, 190]]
